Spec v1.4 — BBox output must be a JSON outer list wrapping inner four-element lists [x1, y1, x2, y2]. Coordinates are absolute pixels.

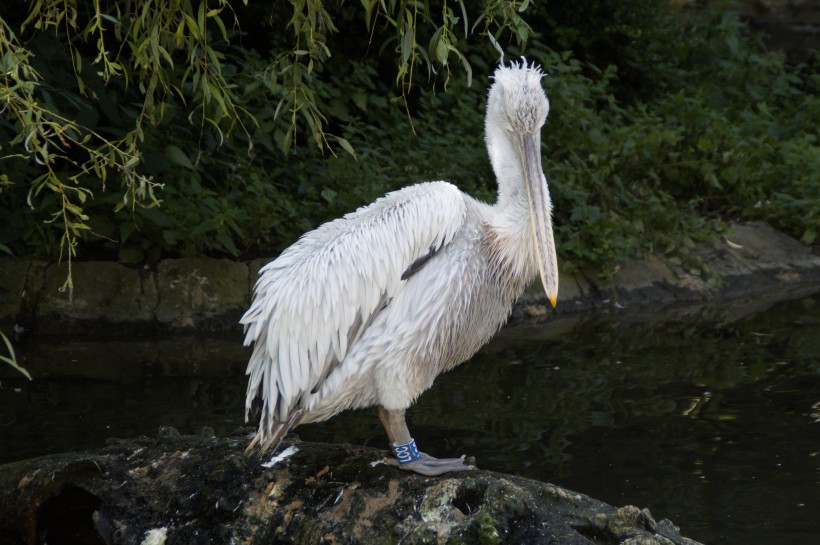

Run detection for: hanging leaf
[[165, 145, 195, 170]]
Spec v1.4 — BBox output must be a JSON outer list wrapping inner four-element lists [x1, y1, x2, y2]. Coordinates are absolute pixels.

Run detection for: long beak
[[518, 132, 559, 308]]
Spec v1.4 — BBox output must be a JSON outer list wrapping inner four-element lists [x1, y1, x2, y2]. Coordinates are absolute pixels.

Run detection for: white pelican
[[241, 60, 558, 476]]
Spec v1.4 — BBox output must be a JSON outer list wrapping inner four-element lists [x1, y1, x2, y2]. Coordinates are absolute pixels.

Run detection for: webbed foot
[[384, 452, 475, 476], [377, 406, 476, 476]]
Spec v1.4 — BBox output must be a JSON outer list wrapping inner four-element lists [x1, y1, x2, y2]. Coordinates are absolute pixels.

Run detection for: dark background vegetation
[[1, 0, 817, 281]]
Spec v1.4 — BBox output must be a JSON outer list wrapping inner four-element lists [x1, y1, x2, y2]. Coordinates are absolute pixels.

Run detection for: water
[[1, 294, 818, 544]]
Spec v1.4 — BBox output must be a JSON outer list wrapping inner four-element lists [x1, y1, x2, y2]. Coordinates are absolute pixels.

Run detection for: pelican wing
[[240, 181, 467, 449]]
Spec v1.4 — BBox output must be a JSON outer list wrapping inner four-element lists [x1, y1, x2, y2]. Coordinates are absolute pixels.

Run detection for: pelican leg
[[377, 406, 475, 476]]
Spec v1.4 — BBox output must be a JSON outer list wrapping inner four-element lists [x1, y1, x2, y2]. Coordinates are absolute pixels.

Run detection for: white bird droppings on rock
[[140, 527, 168, 545], [261, 445, 299, 468]]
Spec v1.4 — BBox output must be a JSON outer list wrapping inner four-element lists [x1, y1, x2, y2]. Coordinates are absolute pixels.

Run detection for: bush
[[0, 1, 816, 286]]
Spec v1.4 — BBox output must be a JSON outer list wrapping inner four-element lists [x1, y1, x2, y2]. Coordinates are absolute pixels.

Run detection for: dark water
[[1, 293, 818, 544]]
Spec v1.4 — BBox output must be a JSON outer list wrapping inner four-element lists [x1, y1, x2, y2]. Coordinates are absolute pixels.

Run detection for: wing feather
[[241, 181, 467, 450]]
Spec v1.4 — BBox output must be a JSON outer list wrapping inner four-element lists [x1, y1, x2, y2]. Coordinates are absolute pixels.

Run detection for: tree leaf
[[0, 332, 31, 380], [336, 136, 356, 158], [165, 145, 195, 170]]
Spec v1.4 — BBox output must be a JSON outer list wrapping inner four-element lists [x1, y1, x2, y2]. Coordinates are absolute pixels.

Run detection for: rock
[[0, 258, 28, 322], [0, 430, 703, 545], [525, 221, 820, 315], [37, 261, 158, 334], [0, 258, 45, 327], [247, 257, 274, 294], [611, 255, 684, 306], [719, 222, 820, 279], [155, 258, 249, 330]]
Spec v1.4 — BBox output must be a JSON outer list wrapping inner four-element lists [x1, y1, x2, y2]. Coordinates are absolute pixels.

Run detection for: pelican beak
[[519, 132, 559, 308]]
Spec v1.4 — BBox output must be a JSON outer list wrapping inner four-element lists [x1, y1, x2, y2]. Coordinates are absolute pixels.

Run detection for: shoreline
[[1, 221, 818, 337]]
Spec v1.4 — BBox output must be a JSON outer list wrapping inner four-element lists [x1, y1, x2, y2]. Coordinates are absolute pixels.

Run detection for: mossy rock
[[0, 429, 703, 545]]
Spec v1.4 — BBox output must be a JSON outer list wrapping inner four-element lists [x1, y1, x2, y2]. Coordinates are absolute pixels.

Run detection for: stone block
[[612, 256, 688, 305], [0, 258, 29, 321], [155, 258, 249, 328], [726, 221, 820, 273], [39, 261, 157, 323], [246, 257, 274, 294]]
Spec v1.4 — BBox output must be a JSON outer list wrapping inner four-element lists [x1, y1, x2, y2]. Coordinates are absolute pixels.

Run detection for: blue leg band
[[392, 438, 421, 464]]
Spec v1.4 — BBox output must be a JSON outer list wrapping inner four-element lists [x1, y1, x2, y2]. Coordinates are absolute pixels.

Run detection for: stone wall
[[1, 222, 818, 336]]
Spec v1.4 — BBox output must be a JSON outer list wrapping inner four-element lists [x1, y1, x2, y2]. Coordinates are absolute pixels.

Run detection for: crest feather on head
[[487, 58, 549, 134]]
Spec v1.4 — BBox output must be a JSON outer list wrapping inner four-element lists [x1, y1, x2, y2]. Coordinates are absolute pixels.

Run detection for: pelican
[[240, 60, 558, 476]]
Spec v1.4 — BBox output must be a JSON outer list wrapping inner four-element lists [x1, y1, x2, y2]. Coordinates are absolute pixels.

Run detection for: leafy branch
[[1, 16, 158, 296], [2, 1, 261, 295]]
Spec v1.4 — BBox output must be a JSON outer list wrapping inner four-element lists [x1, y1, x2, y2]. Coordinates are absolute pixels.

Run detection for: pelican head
[[486, 62, 550, 135], [486, 60, 558, 308]]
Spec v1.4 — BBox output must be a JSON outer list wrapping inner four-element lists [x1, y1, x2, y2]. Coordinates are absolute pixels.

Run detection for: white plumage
[[241, 60, 558, 475]]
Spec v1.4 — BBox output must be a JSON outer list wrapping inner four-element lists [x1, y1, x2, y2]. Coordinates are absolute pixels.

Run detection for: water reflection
[[0, 295, 818, 545]]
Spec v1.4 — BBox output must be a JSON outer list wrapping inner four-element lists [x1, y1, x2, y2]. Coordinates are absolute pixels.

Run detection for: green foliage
[[0, 1, 817, 285], [521, 8, 819, 273], [672, 11, 820, 246], [0, 1, 526, 278], [531, 0, 683, 99], [0, 1, 251, 292], [1, 330, 30, 380]]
